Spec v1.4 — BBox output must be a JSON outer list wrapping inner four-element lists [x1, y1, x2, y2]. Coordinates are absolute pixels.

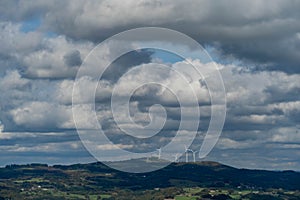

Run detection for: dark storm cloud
[[2, 0, 299, 73], [1, 0, 299, 74], [101, 49, 154, 83], [264, 85, 300, 103], [0, 1, 47, 21], [63, 50, 82, 67]]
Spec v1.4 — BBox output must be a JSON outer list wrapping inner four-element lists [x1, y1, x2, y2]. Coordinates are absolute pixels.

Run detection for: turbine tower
[[191, 150, 198, 163], [173, 153, 179, 163], [157, 148, 162, 160], [185, 146, 192, 162]]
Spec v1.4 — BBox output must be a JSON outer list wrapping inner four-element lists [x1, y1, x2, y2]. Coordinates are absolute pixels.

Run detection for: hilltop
[[0, 161, 299, 199]]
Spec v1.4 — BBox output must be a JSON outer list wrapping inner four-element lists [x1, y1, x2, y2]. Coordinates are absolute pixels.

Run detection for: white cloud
[[0, 22, 94, 79], [10, 101, 71, 129]]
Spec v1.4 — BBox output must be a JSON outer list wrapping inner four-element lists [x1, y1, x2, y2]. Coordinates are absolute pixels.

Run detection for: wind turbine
[[191, 150, 198, 163], [173, 153, 180, 163], [185, 146, 192, 162], [157, 148, 162, 160]]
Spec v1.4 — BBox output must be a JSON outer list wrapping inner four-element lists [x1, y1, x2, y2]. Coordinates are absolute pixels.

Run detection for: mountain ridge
[[1, 161, 300, 199], [2, 161, 300, 190]]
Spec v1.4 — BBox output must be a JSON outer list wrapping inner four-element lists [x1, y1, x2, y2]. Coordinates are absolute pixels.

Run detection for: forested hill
[[1, 161, 299, 192]]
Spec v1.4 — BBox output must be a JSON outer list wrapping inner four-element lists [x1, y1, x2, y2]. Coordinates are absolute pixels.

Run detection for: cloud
[[0, 1, 299, 169], [0, 22, 95, 79], [22, 35, 94, 79], [1, 0, 299, 73], [63, 49, 82, 67], [0, 132, 94, 166], [9, 101, 72, 131], [0, 22, 43, 74]]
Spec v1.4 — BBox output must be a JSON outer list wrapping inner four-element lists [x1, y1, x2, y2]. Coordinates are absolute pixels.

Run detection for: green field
[[0, 162, 299, 199]]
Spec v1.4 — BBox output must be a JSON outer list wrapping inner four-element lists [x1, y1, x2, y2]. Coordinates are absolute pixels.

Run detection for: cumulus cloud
[[0, 0, 299, 169], [0, 22, 95, 79], [10, 101, 71, 130], [22, 36, 94, 79], [2, 0, 300, 73]]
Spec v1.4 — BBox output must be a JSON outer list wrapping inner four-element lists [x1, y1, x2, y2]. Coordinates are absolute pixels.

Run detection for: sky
[[0, 0, 300, 171]]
